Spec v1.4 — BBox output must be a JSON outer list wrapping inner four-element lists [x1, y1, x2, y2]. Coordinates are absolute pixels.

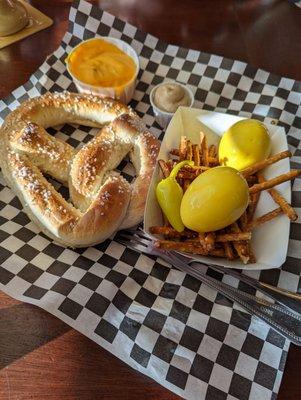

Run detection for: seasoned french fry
[[200, 131, 209, 166], [183, 165, 210, 172], [247, 191, 261, 222], [177, 171, 199, 180], [177, 167, 211, 179], [249, 170, 301, 194], [204, 232, 215, 251], [209, 156, 219, 165], [183, 180, 190, 192], [239, 211, 248, 231], [154, 130, 298, 265], [248, 243, 256, 264], [192, 144, 200, 166], [246, 175, 258, 186], [258, 173, 298, 221], [269, 189, 298, 221], [154, 240, 225, 257], [241, 150, 291, 177], [158, 159, 170, 178], [191, 233, 215, 252], [248, 207, 283, 229], [182, 231, 251, 243], [199, 131, 205, 158], [149, 226, 197, 238], [197, 232, 205, 241], [230, 223, 250, 264], [166, 159, 175, 171], [169, 149, 180, 157], [169, 148, 217, 164], [217, 232, 251, 242], [186, 140, 193, 161], [179, 136, 187, 160], [223, 242, 235, 260], [209, 144, 217, 158]]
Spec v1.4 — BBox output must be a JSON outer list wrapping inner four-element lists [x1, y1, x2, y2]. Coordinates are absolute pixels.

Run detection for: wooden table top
[[0, 1, 301, 399]]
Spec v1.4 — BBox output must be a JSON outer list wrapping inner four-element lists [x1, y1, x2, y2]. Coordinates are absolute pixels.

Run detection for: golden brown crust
[[10, 122, 75, 184], [0, 91, 160, 247], [120, 129, 160, 229], [71, 177, 131, 242], [4, 91, 131, 128]]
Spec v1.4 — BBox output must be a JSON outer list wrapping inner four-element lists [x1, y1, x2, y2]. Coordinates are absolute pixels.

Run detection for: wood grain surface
[[0, 0, 301, 399]]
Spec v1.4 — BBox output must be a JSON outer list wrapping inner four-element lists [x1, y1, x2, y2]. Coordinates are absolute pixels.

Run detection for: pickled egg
[[180, 166, 249, 232], [219, 119, 271, 170]]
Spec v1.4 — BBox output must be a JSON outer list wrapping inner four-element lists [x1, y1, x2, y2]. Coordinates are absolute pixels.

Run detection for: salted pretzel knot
[[0, 92, 159, 247]]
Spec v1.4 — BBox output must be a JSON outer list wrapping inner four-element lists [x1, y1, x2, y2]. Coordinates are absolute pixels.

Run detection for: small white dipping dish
[[150, 82, 194, 128], [66, 37, 140, 104]]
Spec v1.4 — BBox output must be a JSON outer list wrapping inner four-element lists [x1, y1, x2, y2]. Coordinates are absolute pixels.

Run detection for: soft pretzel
[[0, 92, 160, 247]]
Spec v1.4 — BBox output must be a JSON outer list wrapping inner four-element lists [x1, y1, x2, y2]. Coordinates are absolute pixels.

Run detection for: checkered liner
[[0, 1, 300, 399]]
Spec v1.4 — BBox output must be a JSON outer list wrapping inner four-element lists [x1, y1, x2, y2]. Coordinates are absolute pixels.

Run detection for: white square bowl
[[144, 107, 291, 270]]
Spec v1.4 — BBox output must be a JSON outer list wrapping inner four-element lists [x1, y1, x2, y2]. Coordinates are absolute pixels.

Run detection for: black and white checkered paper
[[0, 1, 300, 399]]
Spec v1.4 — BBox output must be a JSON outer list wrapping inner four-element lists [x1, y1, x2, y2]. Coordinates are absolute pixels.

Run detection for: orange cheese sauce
[[67, 38, 136, 87]]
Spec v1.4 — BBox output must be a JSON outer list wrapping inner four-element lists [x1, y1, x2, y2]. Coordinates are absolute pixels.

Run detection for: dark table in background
[[0, 1, 300, 399]]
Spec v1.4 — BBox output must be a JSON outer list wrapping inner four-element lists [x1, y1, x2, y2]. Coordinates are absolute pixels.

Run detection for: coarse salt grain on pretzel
[[69, 112, 160, 229], [0, 91, 160, 247]]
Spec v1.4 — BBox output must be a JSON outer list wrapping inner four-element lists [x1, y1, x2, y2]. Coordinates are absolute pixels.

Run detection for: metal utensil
[[116, 229, 301, 345], [178, 253, 301, 315]]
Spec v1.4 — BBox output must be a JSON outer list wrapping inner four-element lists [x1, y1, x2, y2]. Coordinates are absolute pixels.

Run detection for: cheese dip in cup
[[66, 37, 139, 104]]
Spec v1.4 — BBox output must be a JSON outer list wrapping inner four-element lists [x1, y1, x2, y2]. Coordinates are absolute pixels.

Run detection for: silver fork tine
[[118, 232, 145, 243], [126, 227, 151, 238], [116, 231, 301, 345], [118, 232, 150, 247], [117, 239, 148, 254], [118, 229, 301, 314]]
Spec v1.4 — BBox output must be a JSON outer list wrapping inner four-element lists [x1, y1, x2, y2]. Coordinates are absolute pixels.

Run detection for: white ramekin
[[150, 82, 194, 129], [66, 37, 139, 105]]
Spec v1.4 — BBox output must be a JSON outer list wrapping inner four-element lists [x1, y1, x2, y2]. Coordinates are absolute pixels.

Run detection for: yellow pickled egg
[[219, 119, 271, 170], [180, 166, 249, 232]]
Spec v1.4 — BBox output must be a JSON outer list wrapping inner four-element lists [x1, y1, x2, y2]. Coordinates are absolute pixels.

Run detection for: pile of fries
[[150, 133, 300, 264]]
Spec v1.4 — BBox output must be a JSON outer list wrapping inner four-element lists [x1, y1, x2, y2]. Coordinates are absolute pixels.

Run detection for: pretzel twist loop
[[0, 92, 159, 247]]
